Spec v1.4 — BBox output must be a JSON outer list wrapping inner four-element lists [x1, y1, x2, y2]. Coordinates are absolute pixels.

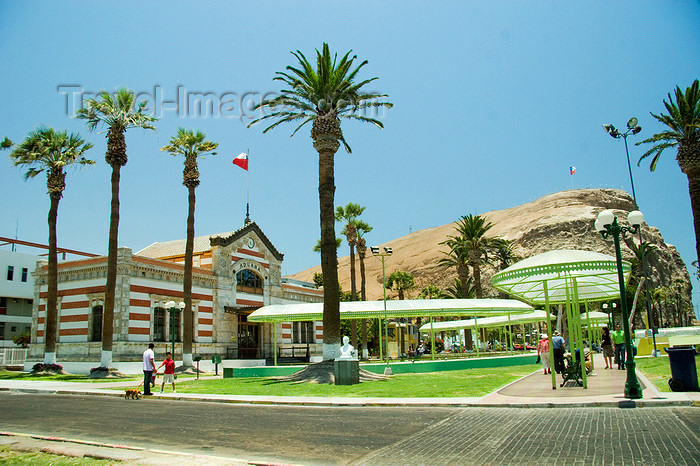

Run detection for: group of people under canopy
[[249, 250, 633, 390]]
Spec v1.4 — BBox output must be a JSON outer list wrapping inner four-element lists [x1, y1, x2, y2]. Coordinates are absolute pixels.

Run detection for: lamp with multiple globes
[[595, 209, 644, 399]]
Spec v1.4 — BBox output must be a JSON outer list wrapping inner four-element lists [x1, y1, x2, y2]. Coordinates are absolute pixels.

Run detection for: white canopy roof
[[418, 310, 554, 332], [491, 249, 631, 305], [248, 298, 534, 323], [581, 310, 611, 325]]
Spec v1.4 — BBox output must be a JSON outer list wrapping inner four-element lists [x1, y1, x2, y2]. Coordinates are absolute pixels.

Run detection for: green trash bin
[[664, 346, 699, 392]]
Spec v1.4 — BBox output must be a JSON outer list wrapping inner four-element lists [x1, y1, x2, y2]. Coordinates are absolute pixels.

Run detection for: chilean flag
[[233, 153, 248, 171], [570, 166, 576, 175]]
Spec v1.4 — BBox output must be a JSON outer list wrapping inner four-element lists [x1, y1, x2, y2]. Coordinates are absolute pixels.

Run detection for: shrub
[[423, 338, 444, 354], [12, 332, 30, 348], [90, 366, 116, 373], [32, 363, 63, 373]]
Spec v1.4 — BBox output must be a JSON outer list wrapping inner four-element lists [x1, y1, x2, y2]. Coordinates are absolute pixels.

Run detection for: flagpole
[[246, 148, 250, 224]]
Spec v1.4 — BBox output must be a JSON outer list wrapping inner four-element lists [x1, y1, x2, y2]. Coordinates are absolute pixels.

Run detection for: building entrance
[[237, 320, 259, 359]]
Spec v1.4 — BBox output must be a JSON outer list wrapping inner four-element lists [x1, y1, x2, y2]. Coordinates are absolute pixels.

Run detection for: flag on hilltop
[[233, 153, 248, 171], [570, 166, 576, 175]]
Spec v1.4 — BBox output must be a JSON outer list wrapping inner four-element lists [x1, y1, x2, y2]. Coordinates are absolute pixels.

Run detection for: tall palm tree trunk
[[349, 242, 357, 347], [44, 189, 61, 364], [472, 261, 483, 298], [314, 118, 342, 360], [687, 172, 700, 264], [101, 163, 120, 367], [458, 262, 473, 350], [183, 184, 195, 366]]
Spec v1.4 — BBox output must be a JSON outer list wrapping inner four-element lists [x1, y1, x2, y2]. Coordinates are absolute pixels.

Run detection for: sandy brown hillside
[[287, 189, 690, 302]]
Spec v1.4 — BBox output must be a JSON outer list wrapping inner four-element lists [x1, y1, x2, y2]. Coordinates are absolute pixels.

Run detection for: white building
[[0, 249, 36, 347]]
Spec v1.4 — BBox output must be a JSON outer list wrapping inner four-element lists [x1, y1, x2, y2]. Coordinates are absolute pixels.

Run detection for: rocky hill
[[288, 189, 691, 304]]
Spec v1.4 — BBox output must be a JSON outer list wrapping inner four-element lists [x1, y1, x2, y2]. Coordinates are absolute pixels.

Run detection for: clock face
[[248, 238, 255, 248]]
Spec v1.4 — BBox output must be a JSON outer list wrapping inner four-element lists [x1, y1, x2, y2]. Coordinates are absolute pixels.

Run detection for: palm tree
[[354, 220, 372, 300], [335, 202, 366, 301], [161, 128, 217, 367], [637, 79, 700, 263], [336, 203, 369, 349], [355, 222, 373, 358], [443, 277, 476, 299], [438, 239, 471, 298], [249, 43, 392, 360], [491, 238, 518, 271], [77, 87, 157, 367], [386, 271, 415, 300], [10, 127, 93, 365], [647, 287, 668, 328], [457, 214, 496, 298]]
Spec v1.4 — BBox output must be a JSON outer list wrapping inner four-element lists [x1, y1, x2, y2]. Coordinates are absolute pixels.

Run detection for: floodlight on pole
[[602, 117, 657, 356]]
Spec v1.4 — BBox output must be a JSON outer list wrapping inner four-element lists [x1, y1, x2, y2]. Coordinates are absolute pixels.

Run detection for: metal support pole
[[544, 281, 556, 390], [273, 322, 278, 366]]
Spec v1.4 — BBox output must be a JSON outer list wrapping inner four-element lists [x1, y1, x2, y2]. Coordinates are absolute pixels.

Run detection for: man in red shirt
[[157, 352, 177, 394]]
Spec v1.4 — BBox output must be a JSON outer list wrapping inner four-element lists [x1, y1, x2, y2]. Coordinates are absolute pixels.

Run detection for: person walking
[[611, 324, 626, 370], [552, 331, 566, 374], [537, 334, 551, 374], [142, 342, 156, 396], [601, 326, 614, 369], [157, 351, 177, 393]]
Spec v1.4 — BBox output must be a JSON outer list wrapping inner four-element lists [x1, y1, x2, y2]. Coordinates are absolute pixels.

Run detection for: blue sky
[[1, 2, 699, 311]]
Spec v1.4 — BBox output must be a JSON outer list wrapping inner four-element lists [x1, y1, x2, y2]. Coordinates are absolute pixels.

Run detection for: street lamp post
[[595, 209, 644, 399], [164, 300, 185, 358], [371, 246, 393, 375], [603, 118, 658, 356]]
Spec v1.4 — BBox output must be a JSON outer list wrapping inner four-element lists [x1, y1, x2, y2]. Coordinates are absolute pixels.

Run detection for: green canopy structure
[[491, 249, 631, 389], [249, 299, 534, 364]]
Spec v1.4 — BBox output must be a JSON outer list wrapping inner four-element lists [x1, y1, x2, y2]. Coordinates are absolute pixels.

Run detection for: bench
[[560, 353, 583, 387]]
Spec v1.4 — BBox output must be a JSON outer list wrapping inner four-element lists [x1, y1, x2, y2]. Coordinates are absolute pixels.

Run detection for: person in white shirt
[[142, 343, 156, 395]]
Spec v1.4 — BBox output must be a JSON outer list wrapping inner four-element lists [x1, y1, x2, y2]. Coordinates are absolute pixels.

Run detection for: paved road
[[1, 392, 699, 465]]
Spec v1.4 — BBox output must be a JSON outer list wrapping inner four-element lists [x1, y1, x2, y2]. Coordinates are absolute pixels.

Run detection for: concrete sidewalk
[[1, 353, 698, 408]]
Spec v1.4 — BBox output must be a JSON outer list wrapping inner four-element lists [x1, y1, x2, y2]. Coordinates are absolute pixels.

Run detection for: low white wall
[[23, 358, 265, 374]]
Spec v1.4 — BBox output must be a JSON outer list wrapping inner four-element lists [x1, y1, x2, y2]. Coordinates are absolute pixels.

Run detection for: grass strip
[[152, 365, 539, 398], [0, 446, 117, 465]]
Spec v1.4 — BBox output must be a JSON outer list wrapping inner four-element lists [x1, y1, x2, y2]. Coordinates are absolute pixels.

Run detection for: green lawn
[[1, 365, 540, 397], [635, 354, 700, 392], [158, 364, 539, 398], [0, 446, 117, 465]]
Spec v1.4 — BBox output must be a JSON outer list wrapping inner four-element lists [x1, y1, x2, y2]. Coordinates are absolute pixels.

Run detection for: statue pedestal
[[334, 359, 360, 385]]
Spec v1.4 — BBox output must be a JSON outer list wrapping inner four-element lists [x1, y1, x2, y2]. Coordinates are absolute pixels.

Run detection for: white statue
[[338, 335, 357, 360]]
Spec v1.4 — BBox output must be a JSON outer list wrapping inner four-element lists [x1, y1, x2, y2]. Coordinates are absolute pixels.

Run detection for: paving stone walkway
[[351, 407, 700, 465]]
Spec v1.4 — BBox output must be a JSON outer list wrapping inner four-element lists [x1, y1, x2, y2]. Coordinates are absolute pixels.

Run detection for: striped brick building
[[29, 222, 323, 362]]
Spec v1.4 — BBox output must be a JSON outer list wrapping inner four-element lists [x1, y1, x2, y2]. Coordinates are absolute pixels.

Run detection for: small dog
[[125, 389, 142, 399]]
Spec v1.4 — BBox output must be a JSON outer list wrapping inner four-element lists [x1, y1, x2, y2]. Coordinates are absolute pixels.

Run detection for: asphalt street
[[2, 391, 700, 465], [0, 392, 451, 464]]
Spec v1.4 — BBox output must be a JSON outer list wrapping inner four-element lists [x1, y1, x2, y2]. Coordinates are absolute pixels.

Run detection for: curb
[[0, 431, 260, 464], [1, 386, 696, 408]]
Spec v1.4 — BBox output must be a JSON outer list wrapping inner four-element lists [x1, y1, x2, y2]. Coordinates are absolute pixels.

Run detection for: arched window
[[236, 269, 263, 294]]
